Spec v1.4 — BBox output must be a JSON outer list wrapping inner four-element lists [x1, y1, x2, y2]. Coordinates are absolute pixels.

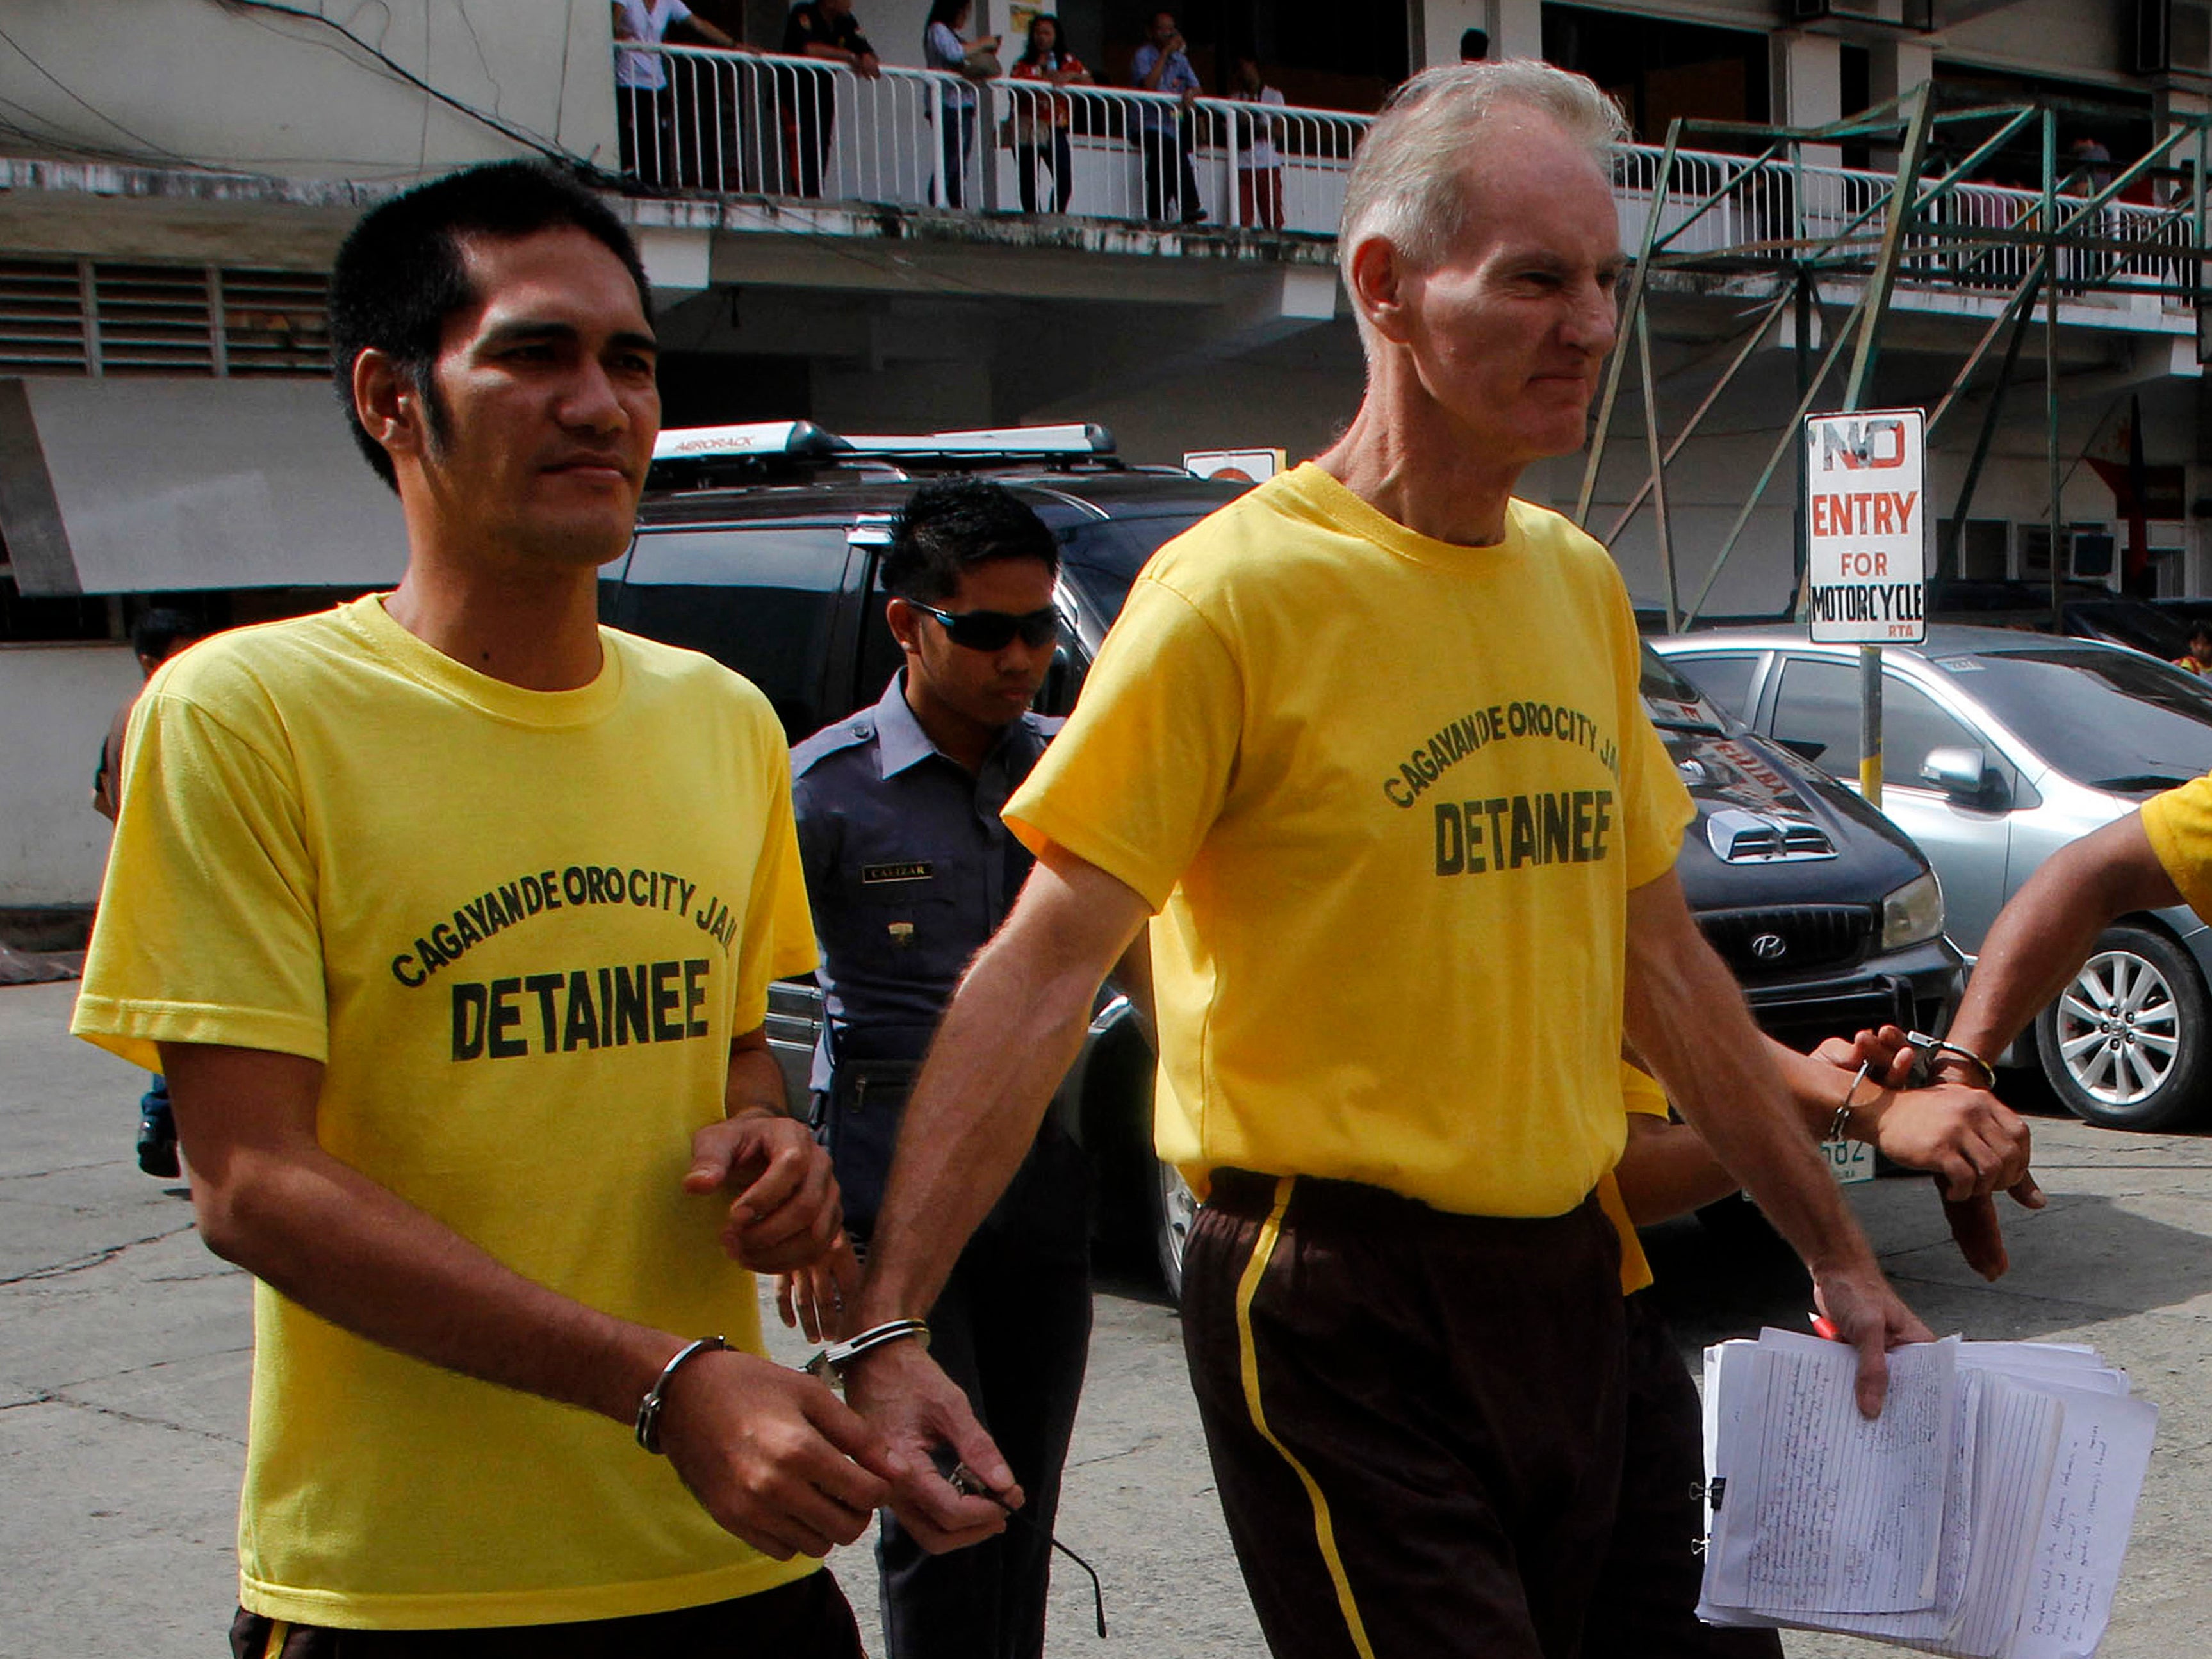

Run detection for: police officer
[[789, 478, 1092, 1659]]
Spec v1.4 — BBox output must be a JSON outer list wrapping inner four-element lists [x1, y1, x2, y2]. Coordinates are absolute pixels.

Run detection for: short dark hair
[[2192, 621, 2212, 647], [1459, 26, 1489, 60], [132, 607, 201, 662], [881, 479, 1060, 604], [328, 161, 653, 491]]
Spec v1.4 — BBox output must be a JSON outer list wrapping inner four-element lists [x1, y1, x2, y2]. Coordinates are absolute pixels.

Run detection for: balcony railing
[[616, 45, 2197, 313], [617, 45, 1363, 231]]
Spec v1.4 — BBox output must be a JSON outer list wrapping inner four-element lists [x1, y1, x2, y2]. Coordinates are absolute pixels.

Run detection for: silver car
[[1653, 625, 2212, 1131]]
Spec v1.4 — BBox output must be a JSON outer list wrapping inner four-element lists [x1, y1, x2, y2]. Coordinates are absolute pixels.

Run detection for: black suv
[[605, 422, 1963, 1291]]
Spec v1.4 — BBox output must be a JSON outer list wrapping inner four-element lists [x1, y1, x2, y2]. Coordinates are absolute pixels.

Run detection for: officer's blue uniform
[[792, 671, 1092, 1659]]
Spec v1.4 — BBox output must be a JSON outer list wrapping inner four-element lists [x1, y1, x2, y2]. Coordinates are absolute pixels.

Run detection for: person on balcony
[[1010, 15, 1092, 215], [780, 0, 881, 199], [612, 0, 742, 188], [922, 0, 999, 210], [1225, 55, 1286, 231], [1130, 10, 1204, 224]]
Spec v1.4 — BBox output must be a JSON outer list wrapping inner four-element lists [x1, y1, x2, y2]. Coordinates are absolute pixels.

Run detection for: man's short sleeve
[[72, 688, 327, 1072], [1606, 578, 1695, 890], [2138, 776, 2212, 920], [1620, 1061, 1668, 1119], [735, 741, 821, 1034], [1004, 576, 1240, 913], [782, 6, 815, 50]]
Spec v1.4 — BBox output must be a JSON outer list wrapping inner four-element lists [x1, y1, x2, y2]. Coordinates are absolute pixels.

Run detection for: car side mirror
[[1921, 744, 2006, 807]]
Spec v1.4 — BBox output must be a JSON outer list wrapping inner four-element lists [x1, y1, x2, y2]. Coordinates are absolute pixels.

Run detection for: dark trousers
[[936, 103, 978, 208], [229, 1570, 864, 1658], [1181, 1171, 1626, 1659], [1017, 131, 1072, 213], [617, 82, 678, 186], [1140, 115, 1201, 221], [875, 1152, 1094, 1659], [1584, 1293, 1782, 1659]]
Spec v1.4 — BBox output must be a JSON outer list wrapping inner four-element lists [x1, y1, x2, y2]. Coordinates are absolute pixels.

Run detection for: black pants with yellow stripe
[[1183, 1171, 1627, 1659]]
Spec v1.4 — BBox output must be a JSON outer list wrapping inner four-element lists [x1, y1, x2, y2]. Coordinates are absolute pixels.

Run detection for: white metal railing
[[615, 47, 2195, 313], [618, 44, 1361, 231], [1610, 143, 2196, 304]]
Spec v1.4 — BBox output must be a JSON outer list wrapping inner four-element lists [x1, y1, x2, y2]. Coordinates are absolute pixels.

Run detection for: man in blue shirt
[[1130, 10, 1204, 222], [789, 479, 1092, 1659]]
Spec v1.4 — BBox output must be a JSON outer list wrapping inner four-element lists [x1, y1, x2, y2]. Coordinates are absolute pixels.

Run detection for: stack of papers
[[1698, 1329, 2157, 1657]]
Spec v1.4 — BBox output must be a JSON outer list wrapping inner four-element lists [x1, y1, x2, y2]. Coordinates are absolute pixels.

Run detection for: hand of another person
[[776, 1232, 863, 1343], [857, 50, 883, 78], [657, 1346, 905, 1559], [684, 1112, 844, 1274], [844, 1337, 1019, 1552], [1815, 1026, 2044, 1280], [1810, 1261, 1937, 1419]]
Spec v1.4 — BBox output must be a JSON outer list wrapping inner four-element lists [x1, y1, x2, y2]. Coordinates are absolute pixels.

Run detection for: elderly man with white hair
[[837, 61, 1935, 1657]]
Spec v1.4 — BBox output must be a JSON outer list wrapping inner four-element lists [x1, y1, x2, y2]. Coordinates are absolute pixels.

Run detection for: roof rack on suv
[[649, 420, 1118, 488]]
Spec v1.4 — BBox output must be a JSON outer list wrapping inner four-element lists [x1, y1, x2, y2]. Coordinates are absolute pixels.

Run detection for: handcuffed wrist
[[635, 1335, 727, 1453], [802, 1317, 930, 1387]]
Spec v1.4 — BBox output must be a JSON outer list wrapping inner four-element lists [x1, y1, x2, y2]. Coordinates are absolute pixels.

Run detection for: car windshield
[[1056, 511, 1215, 625], [1639, 642, 1730, 733], [1933, 646, 2212, 790]]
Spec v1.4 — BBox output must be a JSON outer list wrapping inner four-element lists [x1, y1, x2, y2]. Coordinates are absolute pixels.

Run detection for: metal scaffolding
[[1580, 85, 2212, 635]]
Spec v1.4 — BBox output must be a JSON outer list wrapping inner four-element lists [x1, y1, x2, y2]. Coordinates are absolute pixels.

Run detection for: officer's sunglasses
[[907, 601, 1061, 651]]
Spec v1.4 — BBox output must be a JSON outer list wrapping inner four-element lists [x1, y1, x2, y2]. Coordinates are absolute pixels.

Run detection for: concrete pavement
[[5, 974, 2209, 1654]]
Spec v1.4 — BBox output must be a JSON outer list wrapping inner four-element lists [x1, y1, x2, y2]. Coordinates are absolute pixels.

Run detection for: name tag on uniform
[[862, 861, 935, 885]]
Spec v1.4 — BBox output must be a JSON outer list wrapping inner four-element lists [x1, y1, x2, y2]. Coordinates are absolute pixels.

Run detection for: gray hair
[[1338, 61, 1628, 299]]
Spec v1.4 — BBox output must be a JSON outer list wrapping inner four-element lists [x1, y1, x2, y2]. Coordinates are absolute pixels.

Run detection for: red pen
[[1809, 1312, 1841, 1341]]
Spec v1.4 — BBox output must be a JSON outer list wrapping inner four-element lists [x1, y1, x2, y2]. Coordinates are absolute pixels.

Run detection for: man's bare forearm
[[1949, 814, 2183, 1066], [856, 848, 1147, 1326], [854, 926, 1105, 1323], [166, 1047, 680, 1425], [1624, 879, 1874, 1273]]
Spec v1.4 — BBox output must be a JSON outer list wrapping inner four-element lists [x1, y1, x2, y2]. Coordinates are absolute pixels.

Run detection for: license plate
[[1822, 1137, 1875, 1185]]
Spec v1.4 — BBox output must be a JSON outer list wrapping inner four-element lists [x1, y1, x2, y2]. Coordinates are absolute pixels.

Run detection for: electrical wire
[[211, 0, 621, 184]]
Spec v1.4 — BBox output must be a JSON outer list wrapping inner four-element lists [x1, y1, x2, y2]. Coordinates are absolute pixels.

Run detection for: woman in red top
[[1009, 15, 1091, 213]]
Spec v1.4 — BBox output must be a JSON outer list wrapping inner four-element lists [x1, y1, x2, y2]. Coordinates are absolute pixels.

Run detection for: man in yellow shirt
[[837, 60, 1946, 1658], [72, 163, 897, 1655]]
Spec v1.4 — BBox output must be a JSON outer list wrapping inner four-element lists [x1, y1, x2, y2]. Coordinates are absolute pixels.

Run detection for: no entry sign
[[1803, 409, 1928, 644]]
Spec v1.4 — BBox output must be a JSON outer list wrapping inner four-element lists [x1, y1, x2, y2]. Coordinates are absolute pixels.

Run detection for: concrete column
[[1771, 31, 1840, 152], [1410, 0, 1537, 69], [1491, 0, 1541, 60], [1868, 37, 1933, 114]]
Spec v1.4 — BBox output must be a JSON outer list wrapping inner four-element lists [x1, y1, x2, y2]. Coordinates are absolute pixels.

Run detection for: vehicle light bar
[[838, 424, 1113, 457], [651, 420, 851, 462]]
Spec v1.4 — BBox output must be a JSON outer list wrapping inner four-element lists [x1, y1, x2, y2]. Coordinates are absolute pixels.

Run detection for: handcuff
[[1903, 1030, 1999, 1091], [800, 1316, 931, 1387]]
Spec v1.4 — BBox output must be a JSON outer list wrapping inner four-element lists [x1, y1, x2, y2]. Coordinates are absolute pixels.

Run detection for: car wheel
[[2035, 924, 2211, 1131], [1152, 1156, 1197, 1303]]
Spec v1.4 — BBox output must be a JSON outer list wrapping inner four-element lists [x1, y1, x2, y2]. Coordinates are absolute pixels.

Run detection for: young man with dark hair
[[91, 605, 203, 1177], [785, 478, 1089, 1659], [74, 159, 896, 1655]]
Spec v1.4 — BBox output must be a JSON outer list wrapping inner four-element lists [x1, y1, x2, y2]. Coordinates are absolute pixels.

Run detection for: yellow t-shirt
[[1006, 464, 1694, 1218], [2140, 774, 2212, 918], [72, 596, 820, 1630]]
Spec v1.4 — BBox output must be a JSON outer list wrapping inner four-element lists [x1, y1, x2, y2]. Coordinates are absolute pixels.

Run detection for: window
[[1771, 657, 1982, 783], [603, 525, 855, 742], [1665, 652, 1758, 722]]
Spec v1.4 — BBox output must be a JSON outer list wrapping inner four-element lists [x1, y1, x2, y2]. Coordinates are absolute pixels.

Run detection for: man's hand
[[1812, 1260, 1938, 1419], [856, 50, 882, 78], [657, 1346, 904, 1560], [1814, 1026, 2046, 1280], [776, 1232, 863, 1343], [684, 1112, 842, 1274], [844, 1339, 1018, 1553]]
